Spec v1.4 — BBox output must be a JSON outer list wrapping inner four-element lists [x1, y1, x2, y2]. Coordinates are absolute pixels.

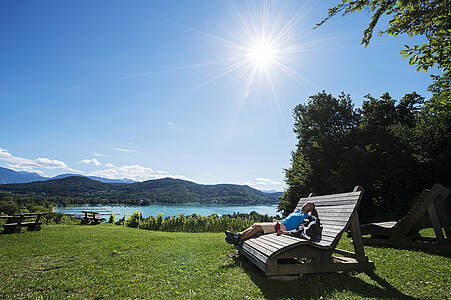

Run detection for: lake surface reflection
[[56, 203, 280, 219]]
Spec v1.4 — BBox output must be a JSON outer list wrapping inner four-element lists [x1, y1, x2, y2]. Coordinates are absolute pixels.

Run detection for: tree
[[316, 0, 451, 113], [279, 91, 359, 215], [280, 91, 447, 222]]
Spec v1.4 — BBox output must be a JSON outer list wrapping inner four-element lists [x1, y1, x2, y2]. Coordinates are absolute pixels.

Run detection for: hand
[[280, 230, 290, 235]]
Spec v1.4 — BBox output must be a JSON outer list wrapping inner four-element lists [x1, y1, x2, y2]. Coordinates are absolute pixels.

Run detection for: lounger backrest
[[295, 188, 363, 249], [393, 183, 444, 237]]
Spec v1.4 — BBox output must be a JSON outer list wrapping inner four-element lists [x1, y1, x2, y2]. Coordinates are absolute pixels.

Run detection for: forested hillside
[[0, 176, 279, 214]]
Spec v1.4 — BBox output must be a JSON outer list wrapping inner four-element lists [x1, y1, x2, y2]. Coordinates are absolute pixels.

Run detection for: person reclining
[[225, 202, 315, 244]]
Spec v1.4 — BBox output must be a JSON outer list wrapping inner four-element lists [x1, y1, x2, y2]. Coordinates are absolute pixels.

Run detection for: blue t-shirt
[[280, 210, 308, 231]]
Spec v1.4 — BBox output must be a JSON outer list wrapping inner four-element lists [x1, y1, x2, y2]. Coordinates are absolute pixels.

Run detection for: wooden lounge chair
[[360, 183, 451, 253], [235, 186, 374, 276]]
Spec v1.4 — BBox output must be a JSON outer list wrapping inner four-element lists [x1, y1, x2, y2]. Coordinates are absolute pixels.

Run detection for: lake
[[56, 203, 280, 219]]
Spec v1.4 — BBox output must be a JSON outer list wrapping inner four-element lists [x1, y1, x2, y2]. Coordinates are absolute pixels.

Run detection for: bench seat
[[2, 223, 20, 227]]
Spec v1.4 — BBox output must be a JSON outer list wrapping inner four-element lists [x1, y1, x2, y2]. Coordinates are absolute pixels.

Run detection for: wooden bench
[[235, 186, 374, 276], [0, 212, 48, 234], [360, 183, 451, 253], [81, 211, 105, 225]]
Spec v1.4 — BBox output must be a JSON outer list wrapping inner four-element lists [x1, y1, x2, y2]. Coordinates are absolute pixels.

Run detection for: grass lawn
[[0, 224, 449, 299]]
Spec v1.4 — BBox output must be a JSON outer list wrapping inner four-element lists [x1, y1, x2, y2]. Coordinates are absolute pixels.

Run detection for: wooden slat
[[239, 250, 266, 271], [244, 240, 275, 257], [320, 219, 351, 224], [316, 240, 333, 247], [320, 220, 350, 227], [316, 210, 356, 216], [256, 236, 292, 249], [277, 234, 306, 245], [298, 192, 360, 202], [319, 238, 335, 245], [295, 194, 360, 207], [310, 201, 359, 208], [258, 234, 298, 248], [246, 238, 281, 254], [296, 201, 358, 209], [319, 234, 339, 241], [241, 245, 268, 264], [321, 229, 343, 236], [321, 217, 352, 223], [316, 205, 356, 211], [321, 224, 349, 231], [321, 219, 352, 226]]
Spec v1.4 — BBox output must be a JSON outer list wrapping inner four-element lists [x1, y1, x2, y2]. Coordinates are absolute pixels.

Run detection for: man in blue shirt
[[225, 202, 315, 244]]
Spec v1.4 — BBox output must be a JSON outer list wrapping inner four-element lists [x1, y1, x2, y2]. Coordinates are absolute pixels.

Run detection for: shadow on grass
[[364, 243, 451, 258], [222, 253, 418, 300]]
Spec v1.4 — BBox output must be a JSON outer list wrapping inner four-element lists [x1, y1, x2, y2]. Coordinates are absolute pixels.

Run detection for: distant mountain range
[[0, 176, 281, 205], [0, 167, 282, 193], [0, 167, 136, 184]]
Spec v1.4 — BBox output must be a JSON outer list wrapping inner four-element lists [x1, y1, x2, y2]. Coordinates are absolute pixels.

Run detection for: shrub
[[131, 211, 275, 233], [42, 212, 80, 225], [108, 213, 115, 223], [125, 211, 143, 228]]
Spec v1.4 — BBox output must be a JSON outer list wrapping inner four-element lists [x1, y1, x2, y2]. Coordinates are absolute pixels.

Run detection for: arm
[[280, 229, 296, 236]]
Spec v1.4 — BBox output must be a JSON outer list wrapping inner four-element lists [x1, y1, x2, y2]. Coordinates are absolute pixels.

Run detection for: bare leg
[[240, 224, 264, 241], [240, 225, 255, 237]]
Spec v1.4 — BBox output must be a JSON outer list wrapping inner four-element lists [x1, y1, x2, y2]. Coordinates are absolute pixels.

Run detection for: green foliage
[[41, 212, 80, 225], [108, 213, 115, 223], [317, 0, 451, 114], [0, 199, 20, 215], [281, 91, 451, 222], [125, 211, 143, 228], [427, 71, 451, 113], [122, 211, 274, 233], [0, 191, 55, 216]]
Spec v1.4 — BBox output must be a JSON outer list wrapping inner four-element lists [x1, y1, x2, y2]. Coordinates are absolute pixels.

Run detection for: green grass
[[0, 224, 449, 299]]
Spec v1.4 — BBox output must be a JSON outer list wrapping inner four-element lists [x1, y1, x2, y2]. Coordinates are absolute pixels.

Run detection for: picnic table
[[81, 211, 105, 225], [0, 212, 48, 234]]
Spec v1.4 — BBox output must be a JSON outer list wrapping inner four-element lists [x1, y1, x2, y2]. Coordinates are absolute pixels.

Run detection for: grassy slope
[[0, 224, 449, 299]]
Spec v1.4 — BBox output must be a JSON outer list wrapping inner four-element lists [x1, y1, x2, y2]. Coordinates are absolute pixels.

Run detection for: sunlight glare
[[247, 39, 278, 69]]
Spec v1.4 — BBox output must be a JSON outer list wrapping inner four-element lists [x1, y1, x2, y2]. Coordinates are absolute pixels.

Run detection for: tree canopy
[[279, 91, 451, 221], [316, 0, 451, 113]]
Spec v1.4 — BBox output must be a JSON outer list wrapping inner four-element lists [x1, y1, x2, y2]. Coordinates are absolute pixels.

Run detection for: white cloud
[[168, 122, 178, 129], [87, 164, 193, 182], [93, 152, 107, 157], [6, 164, 46, 175], [240, 177, 285, 191], [36, 157, 71, 169], [114, 148, 141, 153], [0, 147, 77, 174], [80, 158, 101, 166], [0, 148, 13, 158]]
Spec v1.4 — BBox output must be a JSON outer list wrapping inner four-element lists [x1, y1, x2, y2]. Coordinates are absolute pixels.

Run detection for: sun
[[246, 39, 279, 69], [149, 1, 313, 99]]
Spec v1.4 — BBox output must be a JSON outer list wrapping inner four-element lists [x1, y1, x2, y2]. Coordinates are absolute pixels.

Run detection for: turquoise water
[[56, 203, 280, 219]]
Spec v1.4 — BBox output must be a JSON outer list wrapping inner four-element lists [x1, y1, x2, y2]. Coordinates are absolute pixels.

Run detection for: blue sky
[[0, 1, 435, 191]]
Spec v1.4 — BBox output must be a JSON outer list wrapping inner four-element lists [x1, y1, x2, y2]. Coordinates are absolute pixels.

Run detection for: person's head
[[300, 202, 315, 213]]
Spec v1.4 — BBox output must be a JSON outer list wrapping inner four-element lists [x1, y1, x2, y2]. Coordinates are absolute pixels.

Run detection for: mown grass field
[[0, 224, 449, 299]]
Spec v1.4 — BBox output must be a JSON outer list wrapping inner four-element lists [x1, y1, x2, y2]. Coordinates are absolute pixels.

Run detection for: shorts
[[255, 222, 286, 234]]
